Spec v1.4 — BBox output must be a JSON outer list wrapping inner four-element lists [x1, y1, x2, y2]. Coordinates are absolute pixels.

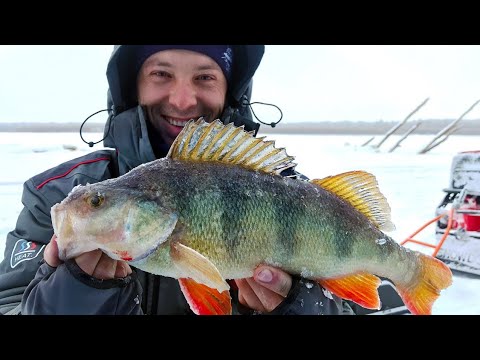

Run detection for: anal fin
[[318, 273, 382, 310]]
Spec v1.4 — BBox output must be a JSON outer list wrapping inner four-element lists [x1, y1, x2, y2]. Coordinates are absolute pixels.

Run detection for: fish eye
[[88, 193, 104, 208]]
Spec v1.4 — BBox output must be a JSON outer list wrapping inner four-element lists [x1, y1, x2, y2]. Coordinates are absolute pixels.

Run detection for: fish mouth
[[50, 204, 71, 261], [50, 203, 83, 260], [51, 203, 68, 260], [51, 203, 64, 239]]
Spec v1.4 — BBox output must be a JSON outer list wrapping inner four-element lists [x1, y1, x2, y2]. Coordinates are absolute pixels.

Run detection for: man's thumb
[[44, 235, 63, 268], [253, 266, 292, 297]]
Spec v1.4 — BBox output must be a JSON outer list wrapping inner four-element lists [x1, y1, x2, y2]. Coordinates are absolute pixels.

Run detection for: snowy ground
[[1, 131, 479, 314]]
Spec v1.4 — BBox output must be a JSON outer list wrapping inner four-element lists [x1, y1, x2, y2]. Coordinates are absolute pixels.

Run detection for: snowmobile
[[349, 150, 480, 315], [433, 150, 480, 275]]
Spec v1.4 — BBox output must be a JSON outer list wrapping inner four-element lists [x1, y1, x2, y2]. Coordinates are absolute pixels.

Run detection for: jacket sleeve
[[21, 260, 143, 315], [0, 180, 54, 315]]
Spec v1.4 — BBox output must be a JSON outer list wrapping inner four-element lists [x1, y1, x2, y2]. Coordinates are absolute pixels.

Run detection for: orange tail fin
[[318, 273, 382, 310], [396, 255, 453, 315]]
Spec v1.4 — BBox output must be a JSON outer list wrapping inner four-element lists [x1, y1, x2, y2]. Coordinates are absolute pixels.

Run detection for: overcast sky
[[1, 45, 480, 124]]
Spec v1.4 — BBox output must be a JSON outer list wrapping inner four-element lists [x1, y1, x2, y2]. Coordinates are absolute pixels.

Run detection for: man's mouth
[[163, 116, 196, 127]]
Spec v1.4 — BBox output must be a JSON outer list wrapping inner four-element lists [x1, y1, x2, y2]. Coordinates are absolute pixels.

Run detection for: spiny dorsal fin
[[311, 171, 395, 231], [167, 118, 296, 175]]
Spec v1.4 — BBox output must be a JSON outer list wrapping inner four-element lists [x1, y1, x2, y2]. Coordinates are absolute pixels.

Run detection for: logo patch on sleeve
[[10, 239, 45, 269]]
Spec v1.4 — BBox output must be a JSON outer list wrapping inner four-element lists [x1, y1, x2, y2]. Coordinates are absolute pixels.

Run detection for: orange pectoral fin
[[178, 278, 232, 315], [318, 273, 382, 310]]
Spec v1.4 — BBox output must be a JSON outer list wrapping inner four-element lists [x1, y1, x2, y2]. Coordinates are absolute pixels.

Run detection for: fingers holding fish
[[254, 266, 292, 298], [247, 277, 285, 312], [75, 249, 132, 280], [115, 260, 132, 278], [236, 268, 291, 313], [44, 234, 131, 280], [44, 235, 62, 268], [75, 250, 102, 275], [236, 278, 270, 313]]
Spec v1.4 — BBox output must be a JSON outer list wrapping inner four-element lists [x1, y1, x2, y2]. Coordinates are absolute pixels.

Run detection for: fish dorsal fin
[[311, 171, 395, 231], [167, 118, 296, 175]]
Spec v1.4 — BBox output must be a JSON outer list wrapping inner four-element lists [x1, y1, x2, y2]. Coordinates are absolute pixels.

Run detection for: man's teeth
[[166, 118, 189, 127]]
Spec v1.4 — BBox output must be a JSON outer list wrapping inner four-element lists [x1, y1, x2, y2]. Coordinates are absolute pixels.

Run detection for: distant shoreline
[[1, 119, 480, 135], [260, 119, 480, 135]]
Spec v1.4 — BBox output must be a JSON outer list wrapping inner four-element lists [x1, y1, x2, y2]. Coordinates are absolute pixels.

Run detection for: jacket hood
[[103, 45, 265, 153], [106, 45, 265, 115]]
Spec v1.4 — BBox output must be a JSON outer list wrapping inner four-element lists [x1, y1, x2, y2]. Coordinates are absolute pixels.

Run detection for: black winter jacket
[[0, 107, 350, 315]]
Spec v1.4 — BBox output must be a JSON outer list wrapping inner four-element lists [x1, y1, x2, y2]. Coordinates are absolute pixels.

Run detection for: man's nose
[[169, 81, 197, 110]]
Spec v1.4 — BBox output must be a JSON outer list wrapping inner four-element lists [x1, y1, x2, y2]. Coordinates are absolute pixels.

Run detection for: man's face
[[137, 49, 228, 146]]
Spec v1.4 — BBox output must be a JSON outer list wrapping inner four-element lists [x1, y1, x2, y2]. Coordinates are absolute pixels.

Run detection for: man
[[0, 45, 347, 315]]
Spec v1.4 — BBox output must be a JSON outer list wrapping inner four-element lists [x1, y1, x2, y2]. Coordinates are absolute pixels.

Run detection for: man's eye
[[197, 74, 214, 81], [153, 71, 170, 78]]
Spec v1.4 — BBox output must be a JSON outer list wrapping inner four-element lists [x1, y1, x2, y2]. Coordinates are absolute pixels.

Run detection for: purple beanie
[[135, 45, 234, 83]]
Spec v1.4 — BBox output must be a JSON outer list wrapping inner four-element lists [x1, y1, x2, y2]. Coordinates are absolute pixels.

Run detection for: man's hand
[[235, 265, 292, 313], [44, 235, 132, 279]]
